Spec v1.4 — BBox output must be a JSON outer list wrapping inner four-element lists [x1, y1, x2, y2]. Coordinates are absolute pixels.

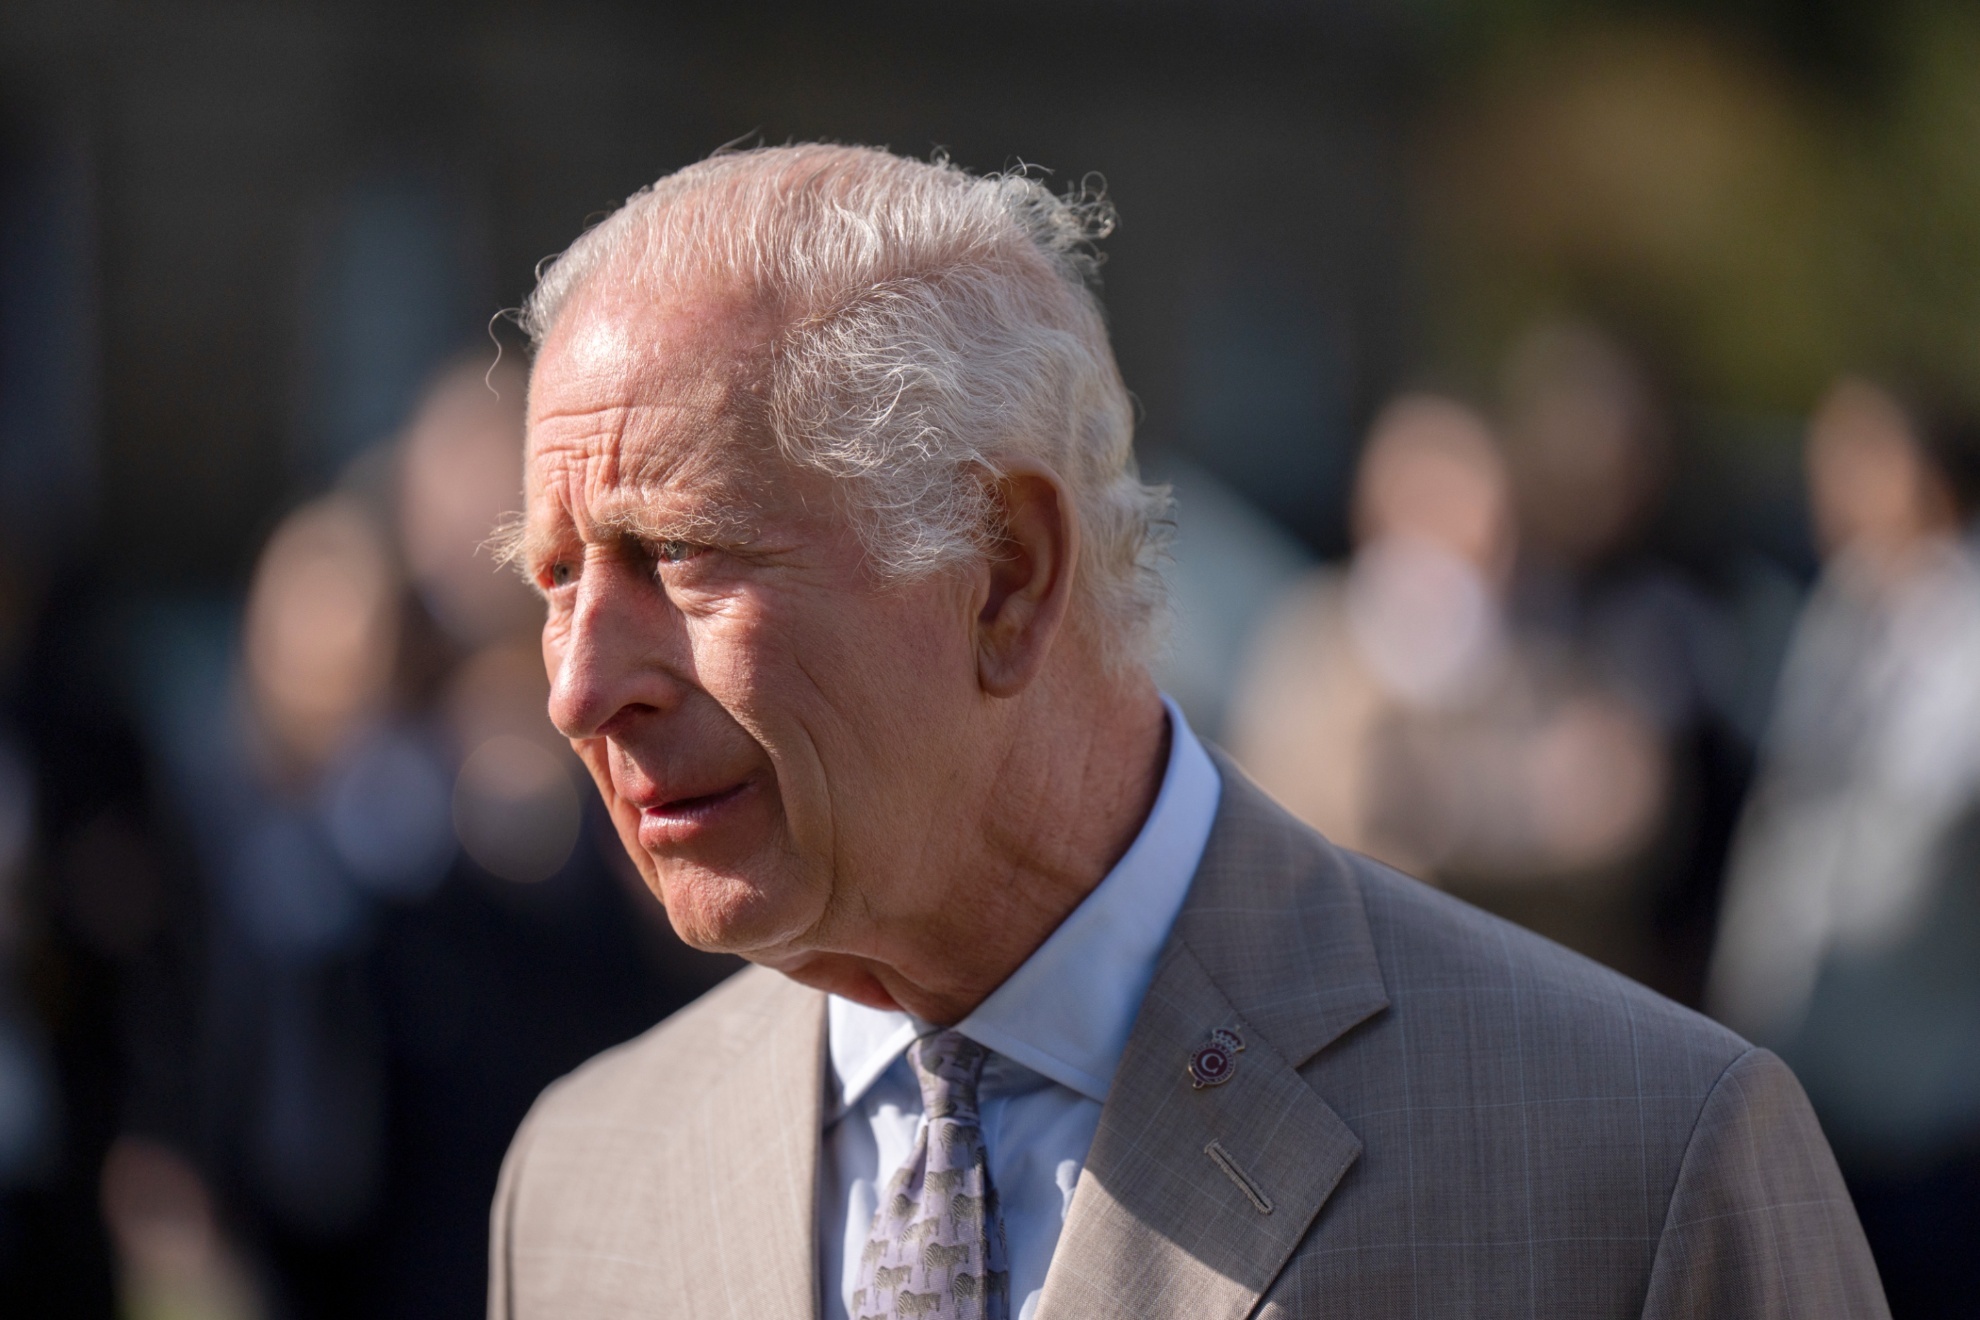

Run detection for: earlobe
[[975, 469, 1079, 698]]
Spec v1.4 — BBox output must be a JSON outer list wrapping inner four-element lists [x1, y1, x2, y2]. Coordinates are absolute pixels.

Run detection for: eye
[[654, 539, 704, 564], [546, 560, 577, 589]]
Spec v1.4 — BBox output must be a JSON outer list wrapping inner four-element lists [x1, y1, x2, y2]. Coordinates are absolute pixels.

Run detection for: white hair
[[522, 143, 1172, 660]]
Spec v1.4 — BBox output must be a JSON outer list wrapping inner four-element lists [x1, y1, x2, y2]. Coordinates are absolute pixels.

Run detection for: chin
[[653, 860, 822, 955]]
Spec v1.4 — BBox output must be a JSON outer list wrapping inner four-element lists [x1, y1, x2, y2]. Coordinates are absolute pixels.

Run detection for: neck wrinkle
[[866, 670, 1170, 1025]]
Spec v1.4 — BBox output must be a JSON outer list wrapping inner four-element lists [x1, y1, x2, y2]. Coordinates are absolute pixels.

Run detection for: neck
[[773, 664, 1171, 1025]]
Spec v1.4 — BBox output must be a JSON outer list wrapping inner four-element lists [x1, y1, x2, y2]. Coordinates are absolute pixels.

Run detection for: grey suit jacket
[[491, 764, 1888, 1317]]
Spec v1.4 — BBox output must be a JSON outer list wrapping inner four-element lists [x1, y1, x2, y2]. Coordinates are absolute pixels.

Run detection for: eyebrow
[[486, 496, 765, 575]]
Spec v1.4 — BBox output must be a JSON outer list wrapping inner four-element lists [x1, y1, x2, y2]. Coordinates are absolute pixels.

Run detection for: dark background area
[[4, 0, 1430, 584], [5, 0, 1966, 586]]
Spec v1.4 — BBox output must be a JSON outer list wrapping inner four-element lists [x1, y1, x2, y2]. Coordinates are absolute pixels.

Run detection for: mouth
[[636, 778, 757, 848]]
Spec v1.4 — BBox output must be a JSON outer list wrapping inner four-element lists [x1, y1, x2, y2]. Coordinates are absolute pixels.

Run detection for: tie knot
[[908, 1030, 989, 1122]]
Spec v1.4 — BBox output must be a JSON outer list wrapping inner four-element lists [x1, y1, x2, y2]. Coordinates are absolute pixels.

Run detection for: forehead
[[524, 276, 781, 511]]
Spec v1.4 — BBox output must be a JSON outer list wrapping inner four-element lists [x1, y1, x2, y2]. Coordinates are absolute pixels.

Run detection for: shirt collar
[[827, 696, 1222, 1112]]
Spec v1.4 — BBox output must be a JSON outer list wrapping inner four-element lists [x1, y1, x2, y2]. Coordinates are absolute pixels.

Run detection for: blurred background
[[0, 0, 1977, 1315]]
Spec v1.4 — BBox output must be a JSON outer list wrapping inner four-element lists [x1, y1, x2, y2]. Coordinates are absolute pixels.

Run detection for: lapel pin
[[1188, 1027, 1245, 1089]]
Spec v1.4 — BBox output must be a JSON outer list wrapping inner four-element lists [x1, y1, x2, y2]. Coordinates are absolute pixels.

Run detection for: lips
[[646, 781, 749, 818], [634, 778, 757, 849]]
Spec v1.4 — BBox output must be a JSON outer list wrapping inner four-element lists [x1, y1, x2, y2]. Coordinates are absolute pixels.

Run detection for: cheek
[[776, 593, 975, 772], [669, 581, 977, 840], [719, 592, 959, 722], [852, 587, 977, 704]]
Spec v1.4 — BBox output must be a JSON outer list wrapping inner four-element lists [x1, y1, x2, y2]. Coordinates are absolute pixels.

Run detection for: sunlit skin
[[519, 269, 1168, 1026]]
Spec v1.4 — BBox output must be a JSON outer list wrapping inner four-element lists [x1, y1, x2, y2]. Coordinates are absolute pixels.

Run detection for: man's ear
[[975, 468, 1079, 698]]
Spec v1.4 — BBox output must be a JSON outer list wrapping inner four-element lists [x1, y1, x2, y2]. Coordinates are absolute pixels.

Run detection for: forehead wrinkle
[[539, 270, 776, 442], [526, 366, 757, 489], [523, 275, 791, 560], [615, 399, 765, 490]]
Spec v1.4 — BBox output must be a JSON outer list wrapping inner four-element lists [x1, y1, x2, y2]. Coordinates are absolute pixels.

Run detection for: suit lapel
[[1037, 761, 1389, 1320], [677, 969, 827, 1319]]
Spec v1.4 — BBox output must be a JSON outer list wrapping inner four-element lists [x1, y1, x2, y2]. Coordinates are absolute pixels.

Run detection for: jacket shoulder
[[491, 964, 825, 1319], [1201, 778, 1878, 1315], [1344, 844, 1750, 1085], [524, 963, 803, 1129], [1201, 757, 1749, 1090]]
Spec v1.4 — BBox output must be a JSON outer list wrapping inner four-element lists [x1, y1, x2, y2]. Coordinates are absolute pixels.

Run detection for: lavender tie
[[851, 1030, 1011, 1320]]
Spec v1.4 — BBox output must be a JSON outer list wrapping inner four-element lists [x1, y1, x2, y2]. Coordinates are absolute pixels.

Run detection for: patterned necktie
[[851, 1030, 1010, 1320]]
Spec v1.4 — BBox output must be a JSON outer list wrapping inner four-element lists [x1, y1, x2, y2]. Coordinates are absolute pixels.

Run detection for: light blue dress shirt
[[820, 697, 1223, 1320]]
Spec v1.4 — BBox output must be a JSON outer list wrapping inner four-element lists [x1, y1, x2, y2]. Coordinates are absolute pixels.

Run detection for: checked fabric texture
[[851, 1030, 1011, 1320]]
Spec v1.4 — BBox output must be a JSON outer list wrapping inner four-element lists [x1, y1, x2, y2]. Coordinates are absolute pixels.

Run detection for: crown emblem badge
[[1188, 1027, 1245, 1089]]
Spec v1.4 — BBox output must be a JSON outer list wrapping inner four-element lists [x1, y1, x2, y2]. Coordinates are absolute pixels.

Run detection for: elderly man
[[490, 145, 1885, 1319]]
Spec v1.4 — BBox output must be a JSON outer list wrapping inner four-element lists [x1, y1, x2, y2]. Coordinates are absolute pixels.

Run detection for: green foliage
[[1418, 0, 1980, 419]]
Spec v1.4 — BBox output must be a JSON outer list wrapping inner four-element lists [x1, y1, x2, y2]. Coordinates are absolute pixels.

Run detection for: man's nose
[[546, 563, 684, 741]]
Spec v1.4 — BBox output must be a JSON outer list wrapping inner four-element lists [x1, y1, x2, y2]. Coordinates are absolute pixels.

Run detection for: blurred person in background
[[118, 482, 443, 1319], [1229, 390, 1671, 983], [3, 521, 227, 1320], [109, 358, 733, 1320], [1494, 321, 1751, 1004], [1709, 376, 1980, 1315]]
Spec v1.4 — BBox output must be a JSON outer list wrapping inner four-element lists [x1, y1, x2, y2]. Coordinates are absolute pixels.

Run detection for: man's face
[[520, 280, 985, 962]]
